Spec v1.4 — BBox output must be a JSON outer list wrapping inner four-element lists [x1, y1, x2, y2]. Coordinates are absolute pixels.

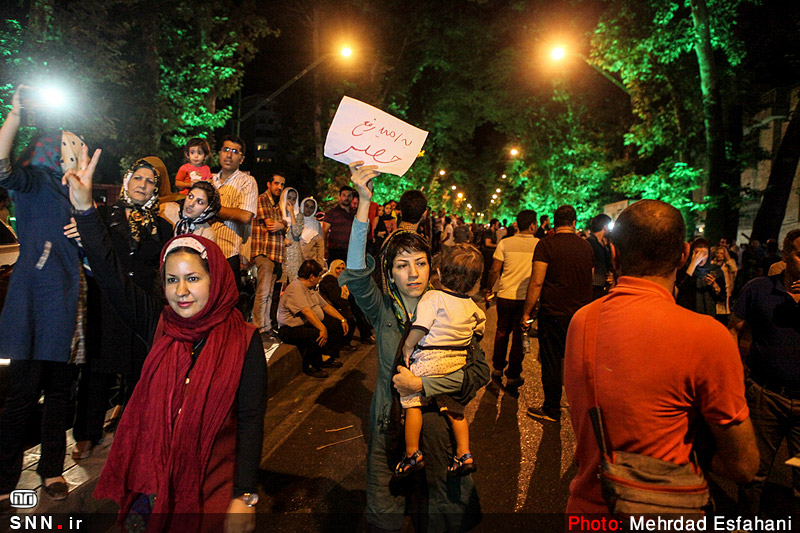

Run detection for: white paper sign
[[324, 96, 428, 176]]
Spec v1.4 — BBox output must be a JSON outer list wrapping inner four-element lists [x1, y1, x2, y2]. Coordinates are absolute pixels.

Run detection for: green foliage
[[1, 1, 274, 177]]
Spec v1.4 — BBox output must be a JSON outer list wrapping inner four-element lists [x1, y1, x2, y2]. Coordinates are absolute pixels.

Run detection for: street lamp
[[495, 188, 501, 193], [439, 170, 446, 176], [550, 45, 628, 95], [451, 185, 457, 190], [457, 192, 463, 199], [235, 46, 354, 135], [509, 148, 519, 157]]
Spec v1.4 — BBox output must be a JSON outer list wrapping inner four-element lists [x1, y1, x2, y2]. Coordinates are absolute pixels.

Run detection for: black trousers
[[492, 298, 526, 379], [537, 314, 571, 413], [278, 314, 345, 371], [349, 295, 373, 339], [0, 360, 77, 493], [72, 369, 138, 445]]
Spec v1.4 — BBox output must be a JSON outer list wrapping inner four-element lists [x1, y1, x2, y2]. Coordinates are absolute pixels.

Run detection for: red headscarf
[[94, 234, 255, 523]]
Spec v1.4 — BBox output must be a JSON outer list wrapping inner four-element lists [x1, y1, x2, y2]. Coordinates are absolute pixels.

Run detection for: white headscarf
[[301, 196, 321, 244], [279, 187, 300, 226]]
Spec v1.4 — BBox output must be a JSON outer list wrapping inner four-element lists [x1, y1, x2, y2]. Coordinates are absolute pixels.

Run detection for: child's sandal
[[448, 453, 477, 476], [394, 450, 425, 478]]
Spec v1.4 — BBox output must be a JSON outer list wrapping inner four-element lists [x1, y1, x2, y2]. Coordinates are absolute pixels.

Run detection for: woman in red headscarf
[[64, 149, 266, 532]]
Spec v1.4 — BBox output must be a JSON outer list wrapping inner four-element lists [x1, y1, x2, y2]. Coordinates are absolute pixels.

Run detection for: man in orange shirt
[[563, 199, 758, 513]]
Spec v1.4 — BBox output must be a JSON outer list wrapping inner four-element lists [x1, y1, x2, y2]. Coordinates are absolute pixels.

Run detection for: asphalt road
[[254, 301, 796, 531], [255, 302, 577, 531]]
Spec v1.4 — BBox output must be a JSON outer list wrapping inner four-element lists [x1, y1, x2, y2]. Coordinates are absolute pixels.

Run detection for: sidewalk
[[10, 335, 304, 517]]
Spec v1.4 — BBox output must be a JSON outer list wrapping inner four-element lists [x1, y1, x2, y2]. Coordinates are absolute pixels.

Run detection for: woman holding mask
[[65, 148, 266, 532], [69, 157, 173, 459], [341, 162, 488, 532]]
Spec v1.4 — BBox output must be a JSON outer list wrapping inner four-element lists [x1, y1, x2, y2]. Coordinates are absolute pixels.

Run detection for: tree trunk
[[690, 0, 737, 244], [751, 108, 800, 242]]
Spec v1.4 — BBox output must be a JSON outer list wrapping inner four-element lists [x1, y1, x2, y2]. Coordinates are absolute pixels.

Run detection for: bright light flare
[[457, 192, 463, 199], [451, 185, 457, 190], [608, 221, 615, 231], [439, 169, 446, 176], [495, 188, 501, 193], [341, 47, 353, 57], [509, 148, 519, 156], [501, 174, 507, 179], [467, 203, 472, 209], [39, 86, 66, 107], [492, 194, 497, 199], [551, 46, 566, 61]]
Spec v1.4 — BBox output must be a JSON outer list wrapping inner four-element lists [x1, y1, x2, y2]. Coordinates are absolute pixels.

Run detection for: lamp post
[[551, 46, 629, 95], [235, 47, 353, 136]]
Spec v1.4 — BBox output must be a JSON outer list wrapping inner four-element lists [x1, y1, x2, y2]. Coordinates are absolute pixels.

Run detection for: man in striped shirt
[[211, 135, 258, 285]]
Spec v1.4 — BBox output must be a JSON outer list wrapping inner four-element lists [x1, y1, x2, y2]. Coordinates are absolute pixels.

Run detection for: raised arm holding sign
[[324, 96, 428, 177]]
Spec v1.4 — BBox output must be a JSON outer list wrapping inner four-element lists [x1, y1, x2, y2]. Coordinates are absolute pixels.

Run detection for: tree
[[591, 0, 754, 237], [1, 0, 274, 177], [750, 109, 800, 242]]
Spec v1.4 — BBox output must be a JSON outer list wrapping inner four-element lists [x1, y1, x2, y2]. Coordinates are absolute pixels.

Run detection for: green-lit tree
[[1, 0, 274, 177], [590, 0, 756, 240]]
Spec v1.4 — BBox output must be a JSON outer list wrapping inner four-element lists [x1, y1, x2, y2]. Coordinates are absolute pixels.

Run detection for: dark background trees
[[2, 0, 799, 237]]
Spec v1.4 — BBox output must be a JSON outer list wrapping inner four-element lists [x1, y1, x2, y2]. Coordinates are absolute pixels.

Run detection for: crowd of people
[[0, 81, 799, 531]]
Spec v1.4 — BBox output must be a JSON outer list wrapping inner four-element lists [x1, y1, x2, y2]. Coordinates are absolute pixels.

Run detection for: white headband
[[164, 237, 208, 260]]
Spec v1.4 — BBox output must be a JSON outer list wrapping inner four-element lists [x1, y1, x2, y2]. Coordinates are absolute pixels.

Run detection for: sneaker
[[526, 406, 560, 423]]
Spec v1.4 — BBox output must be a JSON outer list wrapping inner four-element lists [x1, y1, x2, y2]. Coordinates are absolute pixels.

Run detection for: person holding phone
[[675, 237, 727, 319]]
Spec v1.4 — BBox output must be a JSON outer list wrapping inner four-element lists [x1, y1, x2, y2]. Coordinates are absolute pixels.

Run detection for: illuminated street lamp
[[492, 194, 497, 199], [495, 188, 501, 193], [509, 148, 519, 157], [550, 45, 628, 95], [236, 46, 354, 135], [467, 203, 472, 209], [439, 170, 446, 176], [501, 174, 507, 179], [457, 192, 463, 199], [451, 185, 457, 190]]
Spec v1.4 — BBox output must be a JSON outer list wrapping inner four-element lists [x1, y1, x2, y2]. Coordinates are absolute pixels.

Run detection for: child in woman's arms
[[395, 244, 485, 478]]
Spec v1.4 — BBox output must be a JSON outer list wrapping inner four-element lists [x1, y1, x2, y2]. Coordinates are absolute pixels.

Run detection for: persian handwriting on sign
[[324, 96, 428, 177]]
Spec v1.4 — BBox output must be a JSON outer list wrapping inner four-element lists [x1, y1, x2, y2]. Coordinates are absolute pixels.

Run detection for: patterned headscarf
[[18, 130, 85, 174], [174, 181, 221, 237], [118, 157, 163, 246], [379, 230, 433, 325]]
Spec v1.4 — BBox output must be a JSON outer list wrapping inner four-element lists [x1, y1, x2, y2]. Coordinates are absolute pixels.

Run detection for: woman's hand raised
[[348, 161, 380, 203], [62, 145, 101, 211]]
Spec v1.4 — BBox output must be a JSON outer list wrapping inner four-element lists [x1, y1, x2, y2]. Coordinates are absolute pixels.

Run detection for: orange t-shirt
[[564, 276, 748, 513]]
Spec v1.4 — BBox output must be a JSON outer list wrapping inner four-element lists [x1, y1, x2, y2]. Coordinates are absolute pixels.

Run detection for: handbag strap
[[583, 301, 610, 457]]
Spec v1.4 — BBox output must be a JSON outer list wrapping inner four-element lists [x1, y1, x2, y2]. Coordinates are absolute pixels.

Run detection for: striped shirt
[[211, 169, 258, 258], [251, 191, 285, 263]]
